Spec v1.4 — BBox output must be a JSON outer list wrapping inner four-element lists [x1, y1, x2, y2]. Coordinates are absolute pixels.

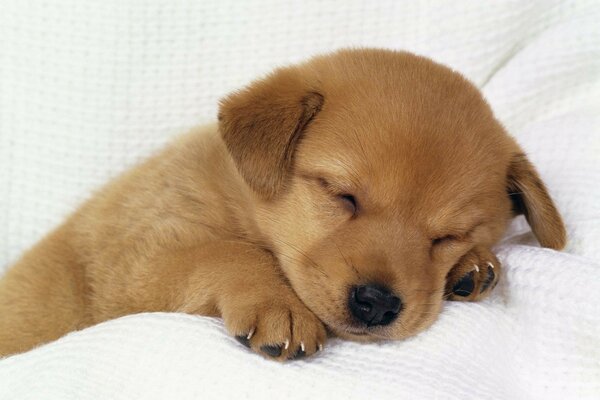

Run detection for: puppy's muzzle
[[349, 284, 402, 326]]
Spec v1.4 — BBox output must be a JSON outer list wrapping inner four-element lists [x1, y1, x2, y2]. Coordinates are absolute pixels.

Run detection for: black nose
[[349, 284, 402, 326]]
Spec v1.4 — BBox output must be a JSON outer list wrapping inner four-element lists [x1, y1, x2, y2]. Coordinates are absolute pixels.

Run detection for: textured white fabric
[[0, 246, 599, 399], [1, 1, 599, 399]]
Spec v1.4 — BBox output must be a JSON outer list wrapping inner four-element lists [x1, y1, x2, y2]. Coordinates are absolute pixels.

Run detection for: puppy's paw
[[221, 294, 327, 361], [445, 246, 500, 301]]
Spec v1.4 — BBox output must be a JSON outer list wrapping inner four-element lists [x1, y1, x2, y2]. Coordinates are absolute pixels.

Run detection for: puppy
[[0, 49, 565, 360]]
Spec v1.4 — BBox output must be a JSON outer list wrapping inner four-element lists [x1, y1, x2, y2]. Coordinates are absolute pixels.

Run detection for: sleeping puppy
[[0, 48, 566, 360]]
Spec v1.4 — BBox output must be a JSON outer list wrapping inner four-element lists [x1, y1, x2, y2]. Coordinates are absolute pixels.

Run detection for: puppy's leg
[[0, 225, 88, 357], [445, 246, 501, 301], [131, 241, 327, 361]]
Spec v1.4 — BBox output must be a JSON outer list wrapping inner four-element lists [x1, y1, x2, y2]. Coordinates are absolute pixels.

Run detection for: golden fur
[[0, 49, 566, 360]]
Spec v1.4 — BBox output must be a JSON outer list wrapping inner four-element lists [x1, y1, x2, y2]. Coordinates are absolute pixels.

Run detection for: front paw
[[445, 246, 500, 301], [221, 294, 327, 361]]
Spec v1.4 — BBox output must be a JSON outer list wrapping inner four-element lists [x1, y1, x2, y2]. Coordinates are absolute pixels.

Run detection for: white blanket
[[1, 1, 599, 399]]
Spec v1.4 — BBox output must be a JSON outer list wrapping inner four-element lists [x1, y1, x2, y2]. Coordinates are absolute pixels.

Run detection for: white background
[[0, 1, 599, 399]]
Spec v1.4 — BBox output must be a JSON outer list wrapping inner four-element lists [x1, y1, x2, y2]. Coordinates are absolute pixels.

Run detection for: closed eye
[[317, 177, 359, 216], [431, 221, 484, 248], [431, 235, 459, 247], [338, 193, 358, 215]]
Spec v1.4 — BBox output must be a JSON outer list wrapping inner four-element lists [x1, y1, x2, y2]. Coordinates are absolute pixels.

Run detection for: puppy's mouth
[[341, 327, 369, 336], [327, 323, 393, 341]]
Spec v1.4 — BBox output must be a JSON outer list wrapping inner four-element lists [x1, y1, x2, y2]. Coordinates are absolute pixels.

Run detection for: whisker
[[270, 236, 329, 278], [332, 240, 360, 278]]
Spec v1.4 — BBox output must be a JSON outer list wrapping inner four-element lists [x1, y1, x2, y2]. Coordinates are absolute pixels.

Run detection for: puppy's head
[[219, 49, 566, 341]]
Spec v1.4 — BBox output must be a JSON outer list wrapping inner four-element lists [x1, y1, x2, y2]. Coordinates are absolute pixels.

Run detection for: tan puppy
[[0, 49, 565, 360]]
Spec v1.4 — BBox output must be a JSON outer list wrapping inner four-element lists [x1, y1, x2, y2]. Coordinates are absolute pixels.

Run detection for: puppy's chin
[[326, 311, 441, 342], [326, 324, 398, 342], [334, 330, 380, 342]]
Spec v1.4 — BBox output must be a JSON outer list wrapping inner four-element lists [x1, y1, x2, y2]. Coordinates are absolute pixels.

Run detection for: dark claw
[[452, 271, 475, 297], [290, 348, 306, 360], [481, 267, 496, 293], [260, 344, 283, 357], [235, 335, 251, 348]]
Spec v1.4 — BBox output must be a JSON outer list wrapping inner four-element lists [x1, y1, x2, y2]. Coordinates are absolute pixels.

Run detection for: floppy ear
[[507, 153, 566, 249], [218, 67, 324, 199]]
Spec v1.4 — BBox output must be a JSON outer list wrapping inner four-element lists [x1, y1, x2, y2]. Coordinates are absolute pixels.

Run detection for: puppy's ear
[[218, 67, 323, 199], [507, 153, 566, 249]]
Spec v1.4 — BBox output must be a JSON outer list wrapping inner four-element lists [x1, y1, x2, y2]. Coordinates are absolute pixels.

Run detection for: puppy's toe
[[222, 296, 327, 361], [451, 271, 475, 297], [446, 247, 501, 302], [235, 333, 252, 348], [480, 265, 496, 293]]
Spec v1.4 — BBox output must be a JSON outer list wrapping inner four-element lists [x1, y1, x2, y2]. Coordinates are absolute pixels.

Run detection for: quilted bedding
[[0, 1, 599, 399]]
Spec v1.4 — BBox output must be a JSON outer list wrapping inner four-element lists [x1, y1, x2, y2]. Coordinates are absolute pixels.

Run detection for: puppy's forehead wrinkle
[[308, 161, 363, 188]]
